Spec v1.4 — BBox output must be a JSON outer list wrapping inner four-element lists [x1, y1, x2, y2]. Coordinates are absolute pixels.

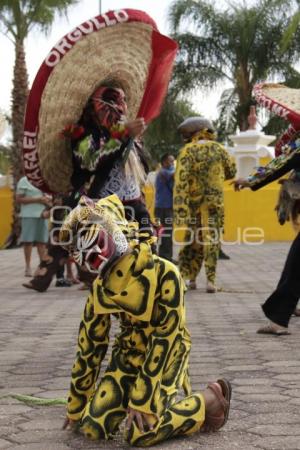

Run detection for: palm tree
[[0, 0, 78, 246], [144, 93, 199, 165], [169, 0, 300, 133]]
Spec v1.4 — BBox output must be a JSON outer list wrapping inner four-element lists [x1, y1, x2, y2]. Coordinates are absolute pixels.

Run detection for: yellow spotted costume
[[61, 195, 206, 446], [174, 130, 236, 283]]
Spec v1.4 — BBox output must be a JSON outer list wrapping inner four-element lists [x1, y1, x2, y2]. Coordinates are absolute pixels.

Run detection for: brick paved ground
[[1, 243, 300, 450]]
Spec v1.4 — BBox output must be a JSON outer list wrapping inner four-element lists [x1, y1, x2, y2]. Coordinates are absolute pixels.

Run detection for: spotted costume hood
[[60, 194, 158, 321]]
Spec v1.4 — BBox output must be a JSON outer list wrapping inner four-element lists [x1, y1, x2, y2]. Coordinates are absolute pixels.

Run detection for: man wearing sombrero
[[22, 9, 178, 292], [233, 83, 300, 335]]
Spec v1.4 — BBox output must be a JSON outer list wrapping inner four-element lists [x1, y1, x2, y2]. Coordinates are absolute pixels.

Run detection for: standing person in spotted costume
[[61, 194, 232, 446], [174, 117, 236, 292]]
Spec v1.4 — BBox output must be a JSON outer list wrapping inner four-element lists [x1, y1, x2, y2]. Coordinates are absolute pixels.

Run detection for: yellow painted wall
[[0, 186, 13, 247], [1, 176, 294, 245], [223, 181, 294, 242], [144, 177, 294, 243]]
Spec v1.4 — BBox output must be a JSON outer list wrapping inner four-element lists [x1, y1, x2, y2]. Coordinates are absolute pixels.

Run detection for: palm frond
[[280, 10, 300, 53]]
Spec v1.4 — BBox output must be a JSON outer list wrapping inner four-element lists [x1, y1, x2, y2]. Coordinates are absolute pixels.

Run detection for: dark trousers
[[29, 245, 68, 292], [262, 232, 300, 327], [56, 265, 65, 280], [155, 207, 173, 261]]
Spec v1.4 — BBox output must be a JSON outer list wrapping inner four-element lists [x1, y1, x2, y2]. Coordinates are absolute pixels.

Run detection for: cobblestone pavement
[[1, 243, 300, 450]]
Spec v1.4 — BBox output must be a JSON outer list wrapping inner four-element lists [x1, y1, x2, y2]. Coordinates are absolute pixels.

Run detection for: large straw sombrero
[[253, 83, 300, 155], [23, 9, 178, 193]]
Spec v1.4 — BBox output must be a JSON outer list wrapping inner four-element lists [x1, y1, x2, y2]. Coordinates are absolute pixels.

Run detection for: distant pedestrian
[[22, 193, 80, 292], [16, 176, 51, 277], [155, 153, 175, 261]]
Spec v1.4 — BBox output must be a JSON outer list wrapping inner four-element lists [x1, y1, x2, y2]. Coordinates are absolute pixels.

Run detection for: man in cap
[[174, 117, 236, 292]]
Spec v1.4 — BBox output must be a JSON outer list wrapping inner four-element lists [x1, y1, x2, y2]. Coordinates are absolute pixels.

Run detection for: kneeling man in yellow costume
[[61, 194, 232, 446]]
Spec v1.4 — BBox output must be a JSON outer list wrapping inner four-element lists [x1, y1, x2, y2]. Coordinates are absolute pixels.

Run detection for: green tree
[[0, 0, 78, 246], [0, 144, 10, 175], [144, 93, 199, 165], [169, 0, 300, 134]]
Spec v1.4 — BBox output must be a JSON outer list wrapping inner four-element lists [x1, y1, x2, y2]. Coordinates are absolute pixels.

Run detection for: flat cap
[[178, 116, 215, 135]]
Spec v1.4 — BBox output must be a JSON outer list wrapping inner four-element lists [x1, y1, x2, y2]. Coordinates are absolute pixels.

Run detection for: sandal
[[257, 323, 290, 335], [24, 268, 32, 277], [203, 378, 232, 432]]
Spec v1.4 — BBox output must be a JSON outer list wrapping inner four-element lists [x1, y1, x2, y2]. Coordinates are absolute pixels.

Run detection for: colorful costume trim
[[248, 136, 300, 186]]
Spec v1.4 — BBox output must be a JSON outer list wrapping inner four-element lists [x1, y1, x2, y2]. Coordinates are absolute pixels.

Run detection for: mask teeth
[[98, 254, 108, 262], [84, 261, 100, 274], [85, 257, 108, 274], [85, 246, 108, 265]]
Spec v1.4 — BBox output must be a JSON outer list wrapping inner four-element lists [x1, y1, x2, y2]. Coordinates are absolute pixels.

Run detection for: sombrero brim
[[253, 83, 300, 155], [23, 9, 177, 193]]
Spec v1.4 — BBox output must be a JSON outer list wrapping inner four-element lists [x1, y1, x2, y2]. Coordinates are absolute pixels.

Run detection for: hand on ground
[[62, 417, 78, 430], [126, 407, 157, 433]]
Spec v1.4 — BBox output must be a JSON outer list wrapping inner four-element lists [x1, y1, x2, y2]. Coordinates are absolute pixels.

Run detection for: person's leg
[[36, 242, 47, 262], [67, 293, 112, 428], [35, 218, 49, 262], [178, 226, 203, 289], [294, 303, 300, 316], [23, 244, 68, 292], [156, 208, 173, 261], [55, 264, 73, 287], [80, 366, 131, 440], [56, 265, 65, 279], [66, 260, 80, 283], [202, 208, 220, 292], [23, 243, 33, 275], [79, 317, 138, 440], [20, 218, 34, 276], [259, 232, 300, 330], [126, 379, 231, 447]]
